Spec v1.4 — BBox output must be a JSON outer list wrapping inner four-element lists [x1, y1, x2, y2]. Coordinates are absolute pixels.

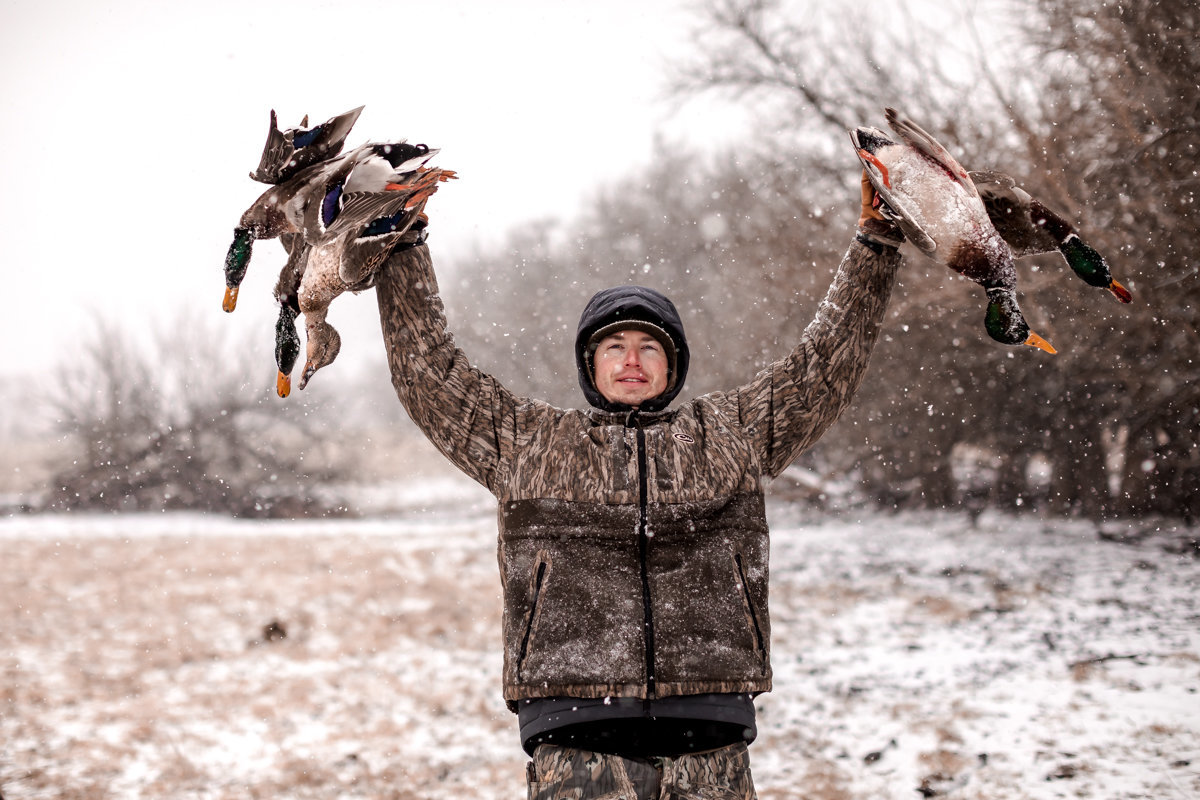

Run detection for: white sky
[[0, 0, 746, 383]]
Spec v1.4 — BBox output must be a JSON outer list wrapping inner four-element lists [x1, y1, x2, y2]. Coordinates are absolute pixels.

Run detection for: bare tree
[[40, 312, 355, 517], [662, 0, 1199, 520], [416, 0, 1199, 521]]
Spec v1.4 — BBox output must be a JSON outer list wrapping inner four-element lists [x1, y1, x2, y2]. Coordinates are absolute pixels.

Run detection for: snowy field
[[1, 475, 1197, 800]]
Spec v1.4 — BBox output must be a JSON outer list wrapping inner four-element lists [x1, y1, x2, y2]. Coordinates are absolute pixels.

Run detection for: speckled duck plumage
[[851, 107, 1132, 354], [852, 108, 1055, 353], [222, 106, 456, 396]]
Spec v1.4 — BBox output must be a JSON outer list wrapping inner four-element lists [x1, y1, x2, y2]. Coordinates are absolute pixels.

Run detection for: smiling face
[[591, 329, 670, 408]]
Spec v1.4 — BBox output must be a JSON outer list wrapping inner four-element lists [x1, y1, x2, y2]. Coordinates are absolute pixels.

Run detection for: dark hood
[[575, 285, 690, 413]]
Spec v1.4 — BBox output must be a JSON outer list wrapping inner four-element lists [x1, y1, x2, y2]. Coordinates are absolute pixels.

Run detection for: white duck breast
[[849, 107, 1057, 355], [852, 111, 1013, 284]]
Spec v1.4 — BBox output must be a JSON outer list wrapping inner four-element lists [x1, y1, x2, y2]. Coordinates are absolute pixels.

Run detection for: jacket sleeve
[[374, 242, 524, 492], [733, 238, 902, 478]]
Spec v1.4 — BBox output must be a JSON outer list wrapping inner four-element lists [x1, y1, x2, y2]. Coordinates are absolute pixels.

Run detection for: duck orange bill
[[222, 286, 239, 313], [1024, 331, 1057, 355], [276, 371, 291, 398], [1108, 279, 1133, 304]]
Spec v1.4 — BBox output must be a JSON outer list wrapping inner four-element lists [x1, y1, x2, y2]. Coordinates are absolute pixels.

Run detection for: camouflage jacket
[[375, 240, 900, 708]]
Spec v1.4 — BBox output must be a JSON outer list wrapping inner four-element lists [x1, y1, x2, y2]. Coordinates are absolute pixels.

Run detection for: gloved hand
[[856, 170, 905, 250]]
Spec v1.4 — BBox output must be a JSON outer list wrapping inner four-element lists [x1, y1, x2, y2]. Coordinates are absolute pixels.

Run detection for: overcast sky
[[1, 0, 750, 383]]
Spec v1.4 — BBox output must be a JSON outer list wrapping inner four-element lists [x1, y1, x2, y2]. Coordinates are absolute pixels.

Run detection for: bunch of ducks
[[223, 106, 455, 396], [852, 107, 1131, 353]]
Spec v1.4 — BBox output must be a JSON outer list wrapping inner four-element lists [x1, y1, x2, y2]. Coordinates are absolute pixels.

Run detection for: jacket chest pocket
[[646, 428, 759, 502]]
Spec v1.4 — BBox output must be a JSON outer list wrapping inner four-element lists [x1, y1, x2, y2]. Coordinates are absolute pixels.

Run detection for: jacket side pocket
[[733, 552, 768, 672], [516, 557, 550, 680]]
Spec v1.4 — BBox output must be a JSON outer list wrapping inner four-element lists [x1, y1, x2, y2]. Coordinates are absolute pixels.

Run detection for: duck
[[851, 107, 1056, 353], [271, 233, 307, 397], [224, 106, 365, 312], [222, 164, 323, 313], [295, 167, 455, 389], [250, 106, 364, 185], [223, 139, 443, 313], [969, 170, 1132, 304], [274, 300, 302, 398], [299, 141, 442, 239]]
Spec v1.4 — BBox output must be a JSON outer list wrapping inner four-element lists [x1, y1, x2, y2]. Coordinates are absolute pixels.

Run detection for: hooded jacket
[[575, 285, 690, 413], [375, 240, 900, 708]]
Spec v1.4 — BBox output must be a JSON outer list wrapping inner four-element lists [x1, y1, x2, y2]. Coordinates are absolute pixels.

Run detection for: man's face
[[592, 329, 670, 408]]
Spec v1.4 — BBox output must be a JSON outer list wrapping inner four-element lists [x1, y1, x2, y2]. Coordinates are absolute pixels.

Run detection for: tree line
[[446, 0, 1198, 522], [27, 0, 1196, 522]]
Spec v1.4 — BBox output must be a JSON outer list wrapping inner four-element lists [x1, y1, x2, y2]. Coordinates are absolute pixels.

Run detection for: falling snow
[[1, 473, 1196, 799]]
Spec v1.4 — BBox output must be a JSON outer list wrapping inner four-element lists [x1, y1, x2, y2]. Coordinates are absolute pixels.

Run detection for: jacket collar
[[585, 406, 677, 427]]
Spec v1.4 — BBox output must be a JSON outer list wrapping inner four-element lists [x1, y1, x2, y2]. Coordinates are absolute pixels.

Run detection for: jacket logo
[[673, 433, 695, 444]]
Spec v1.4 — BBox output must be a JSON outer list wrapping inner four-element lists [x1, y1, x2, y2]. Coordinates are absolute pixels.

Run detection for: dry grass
[[2, 507, 1197, 799], [0, 524, 518, 799]]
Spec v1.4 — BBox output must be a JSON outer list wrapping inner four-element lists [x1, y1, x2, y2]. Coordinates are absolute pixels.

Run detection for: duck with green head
[[970, 169, 1132, 304], [223, 130, 443, 315], [852, 108, 1057, 353], [268, 233, 307, 398], [223, 106, 365, 313]]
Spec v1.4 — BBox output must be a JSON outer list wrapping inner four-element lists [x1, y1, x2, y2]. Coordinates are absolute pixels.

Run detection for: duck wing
[[969, 170, 1058, 257], [344, 142, 439, 192], [326, 190, 428, 286], [884, 107, 977, 197], [298, 151, 364, 238], [869, 176, 938, 255], [251, 106, 364, 185]]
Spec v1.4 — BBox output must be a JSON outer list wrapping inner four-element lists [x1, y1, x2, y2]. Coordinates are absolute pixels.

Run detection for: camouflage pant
[[526, 743, 757, 800]]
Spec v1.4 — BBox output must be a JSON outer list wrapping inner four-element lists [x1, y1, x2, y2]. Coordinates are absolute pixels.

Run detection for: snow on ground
[[0, 475, 1197, 799]]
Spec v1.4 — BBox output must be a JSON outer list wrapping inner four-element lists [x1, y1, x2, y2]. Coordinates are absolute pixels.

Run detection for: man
[[374, 174, 904, 799]]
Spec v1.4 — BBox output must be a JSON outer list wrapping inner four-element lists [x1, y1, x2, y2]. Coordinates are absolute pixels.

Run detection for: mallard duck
[[223, 167, 321, 313], [224, 106, 364, 312], [269, 234, 307, 397], [223, 140, 442, 313], [296, 167, 454, 389], [300, 141, 442, 238], [970, 170, 1132, 304], [852, 107, 1056, 353], [274, 300, 302, 398], [250, 106, 363, 185]]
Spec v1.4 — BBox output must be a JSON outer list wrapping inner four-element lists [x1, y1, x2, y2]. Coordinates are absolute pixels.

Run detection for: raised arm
[[734, 180, 904, 477], [374, 237, 525, 492]]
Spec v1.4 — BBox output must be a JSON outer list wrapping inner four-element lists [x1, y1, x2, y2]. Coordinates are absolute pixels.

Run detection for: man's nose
[[623, 348, 641, 367]]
